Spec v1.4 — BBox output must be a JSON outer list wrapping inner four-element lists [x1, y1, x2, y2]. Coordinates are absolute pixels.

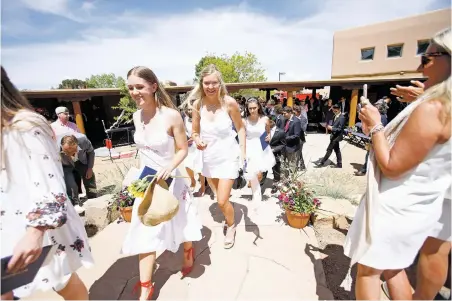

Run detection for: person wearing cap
[[314, 104, 345, 168], [51, 106, 80, 136]]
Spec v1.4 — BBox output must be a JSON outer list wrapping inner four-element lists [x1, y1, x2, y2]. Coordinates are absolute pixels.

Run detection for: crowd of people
[[0, 26, 450, 301]]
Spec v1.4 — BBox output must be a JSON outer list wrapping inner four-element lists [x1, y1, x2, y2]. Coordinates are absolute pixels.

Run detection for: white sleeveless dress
[[199, 104, 240, 179], [344, 138, 452, 269], [1, 123, 94, 298], [244, 117, 276, 180], [122, 110, 202, 254], [182, 116, 200, 172]]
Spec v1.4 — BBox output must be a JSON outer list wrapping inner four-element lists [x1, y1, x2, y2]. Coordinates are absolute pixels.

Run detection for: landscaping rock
[[333, 215, 349, 231], [316, 196, 357, 223], [82, 194, 119, 232]]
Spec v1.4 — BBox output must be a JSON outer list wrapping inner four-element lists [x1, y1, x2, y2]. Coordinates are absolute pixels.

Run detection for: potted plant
[[111, 177, 151, 222], [276, 162, 321, 229]]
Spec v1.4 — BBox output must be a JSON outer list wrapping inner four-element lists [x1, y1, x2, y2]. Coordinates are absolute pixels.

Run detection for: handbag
[[232, 168, 246, 190], [137, 177, 180, 226]]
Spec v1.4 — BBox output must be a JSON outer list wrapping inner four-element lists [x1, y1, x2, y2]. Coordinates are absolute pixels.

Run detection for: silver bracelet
[[370, 123, 384, 138]]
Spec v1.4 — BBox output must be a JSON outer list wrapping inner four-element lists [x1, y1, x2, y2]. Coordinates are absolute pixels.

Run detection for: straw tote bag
[[137, 177, 180, 226], [136, 139, 183, 226]]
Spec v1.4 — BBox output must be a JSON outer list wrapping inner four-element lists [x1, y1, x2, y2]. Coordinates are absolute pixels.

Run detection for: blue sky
[[2, 0, 450, 89]]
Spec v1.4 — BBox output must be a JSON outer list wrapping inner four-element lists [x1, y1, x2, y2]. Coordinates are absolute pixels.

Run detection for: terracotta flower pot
[[285, 209, 311, 229], [119, 206, 133, 223]]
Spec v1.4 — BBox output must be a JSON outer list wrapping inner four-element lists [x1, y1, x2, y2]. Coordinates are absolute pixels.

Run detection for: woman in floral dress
[[0, 66, 94, 300]]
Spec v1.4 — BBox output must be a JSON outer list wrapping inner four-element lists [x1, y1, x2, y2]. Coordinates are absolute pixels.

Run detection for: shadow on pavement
[[305, 243, 357, 300], [208, 202, 263, 245], [88, 226, 213, 300]]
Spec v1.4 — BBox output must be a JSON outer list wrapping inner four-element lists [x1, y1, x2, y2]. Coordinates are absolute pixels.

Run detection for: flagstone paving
[[24, 133, 367, 300]]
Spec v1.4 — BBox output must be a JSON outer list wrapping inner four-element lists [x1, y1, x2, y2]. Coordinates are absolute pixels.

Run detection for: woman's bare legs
[[355, 263, 383, 300], [209, 178, 236, 247], [383, 269, 412, 299], [194, 174, 206, 197], [206, 177, 217, 195], [136, 252, 156, 300], [413, 236, 451, 300], [56, 273, 89, 300], [185, 167, 196, 188]]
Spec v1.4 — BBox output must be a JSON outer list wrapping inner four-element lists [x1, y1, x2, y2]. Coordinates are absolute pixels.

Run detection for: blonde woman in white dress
[[187, 64, 246, 249], [1, 67, 94, 300], [121, 66, 202, 300], [242, 98, 276, 201], [344, 28, 451, 300]]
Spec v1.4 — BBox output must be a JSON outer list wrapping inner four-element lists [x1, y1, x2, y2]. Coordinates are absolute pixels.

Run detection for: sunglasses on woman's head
[[421, 51, 449, 66]]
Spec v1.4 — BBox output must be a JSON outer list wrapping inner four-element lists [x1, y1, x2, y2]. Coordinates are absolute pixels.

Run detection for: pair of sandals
[[222, 221, 236, 249]]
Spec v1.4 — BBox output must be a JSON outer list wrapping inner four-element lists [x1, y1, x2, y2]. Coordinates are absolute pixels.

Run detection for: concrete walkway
[[25, 133, 369, 300]]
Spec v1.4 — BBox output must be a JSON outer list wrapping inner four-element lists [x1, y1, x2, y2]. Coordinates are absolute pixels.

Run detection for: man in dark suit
[[59, 134, 97, 212], [338, 96, 350, 120], [293, 105, 307, 170], [274, 104, 285, 129], [314, 104, 345, 168], [265, 119, 286, 193], [282, 106, 302, 166]]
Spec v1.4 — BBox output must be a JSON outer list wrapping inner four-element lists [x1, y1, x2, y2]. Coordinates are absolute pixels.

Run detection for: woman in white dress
[[187, 64, 246, 249], [344, 28, 451, 299], [0, 67, 94, 300], [121, 66, 202, 300], [243, 98, 276, 201]]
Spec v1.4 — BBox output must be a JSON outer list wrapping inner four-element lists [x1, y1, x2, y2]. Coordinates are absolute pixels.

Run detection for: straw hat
[[137, 178, 179, 226]]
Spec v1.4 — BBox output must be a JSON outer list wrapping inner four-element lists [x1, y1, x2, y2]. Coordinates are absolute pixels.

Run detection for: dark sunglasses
[[421, 51, 449, 66]]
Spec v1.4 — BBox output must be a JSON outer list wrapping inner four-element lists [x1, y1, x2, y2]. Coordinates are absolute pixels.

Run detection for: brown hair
[[1, 66, 34, 128], [127, 66, 176, 110], [61, 135, 78, 146]]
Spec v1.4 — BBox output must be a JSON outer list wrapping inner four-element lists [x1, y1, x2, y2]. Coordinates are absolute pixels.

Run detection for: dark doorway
[[81, 97, 108, 148]]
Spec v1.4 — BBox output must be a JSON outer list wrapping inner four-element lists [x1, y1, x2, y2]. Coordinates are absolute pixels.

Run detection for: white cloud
[[19, 0, 84, 21], [3, 0, 442, 89]]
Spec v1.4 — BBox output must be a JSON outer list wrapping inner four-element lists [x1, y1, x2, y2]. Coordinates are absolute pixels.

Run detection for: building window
[[361, 47, 375, 60], [387, 44, 403, 58], [417, 40, 430, 55]]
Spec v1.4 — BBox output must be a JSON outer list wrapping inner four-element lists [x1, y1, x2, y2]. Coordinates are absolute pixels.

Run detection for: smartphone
[[361, 84, 369, 107]]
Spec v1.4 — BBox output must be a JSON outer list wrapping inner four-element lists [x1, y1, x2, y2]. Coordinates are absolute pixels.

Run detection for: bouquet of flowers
[[111, 176, 152, 209]]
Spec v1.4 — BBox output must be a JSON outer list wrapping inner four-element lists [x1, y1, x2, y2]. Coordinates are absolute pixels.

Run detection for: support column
[[72, 101, 86, 134], [349, 89, 359, 127], [287, 91, 294, 107]]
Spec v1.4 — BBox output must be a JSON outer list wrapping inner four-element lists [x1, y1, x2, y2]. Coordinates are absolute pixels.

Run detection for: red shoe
[[133, 280, 154, 300], [181, 247, 194, 277]]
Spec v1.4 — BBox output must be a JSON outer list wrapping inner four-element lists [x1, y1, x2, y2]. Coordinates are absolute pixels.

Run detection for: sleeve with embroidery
[[23, 127, 68, 228]]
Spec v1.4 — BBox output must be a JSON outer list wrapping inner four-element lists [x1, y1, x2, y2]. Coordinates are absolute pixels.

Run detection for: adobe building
[[329, 8, 451, 124]]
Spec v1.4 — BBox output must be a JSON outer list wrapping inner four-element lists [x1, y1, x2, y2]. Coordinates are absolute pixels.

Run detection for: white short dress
[[1, 120, 94, 298], [199, 103, 240, 180], [344, 138, 452, 270], [122, 109, 202, 255], [244, 117, 276, 180]]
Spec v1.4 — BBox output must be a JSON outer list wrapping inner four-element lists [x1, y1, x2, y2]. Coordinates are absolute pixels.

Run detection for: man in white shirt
[[51, 106, 80, 136]]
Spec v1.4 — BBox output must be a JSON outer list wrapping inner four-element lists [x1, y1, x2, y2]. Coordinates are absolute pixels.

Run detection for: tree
[[194, 51, 267, 96], [113, 80, 136, 124], [58, 79, 87, 89], [85, 73, 126, 88]]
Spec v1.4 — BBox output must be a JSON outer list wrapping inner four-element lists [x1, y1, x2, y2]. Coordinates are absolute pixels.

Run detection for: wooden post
[[349, 89, 359, 127], [287, 91, 294, 107], [72, 101, 86, 134]]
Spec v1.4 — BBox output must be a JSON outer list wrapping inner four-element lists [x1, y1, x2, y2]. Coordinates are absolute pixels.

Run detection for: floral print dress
[[0, 121, 94, 298]]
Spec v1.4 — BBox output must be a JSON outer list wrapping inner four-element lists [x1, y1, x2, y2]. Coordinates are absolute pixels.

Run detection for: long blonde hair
[[184, 64, 228, 111], [422, 27, 451, 121], [127, 66, 177, 110]]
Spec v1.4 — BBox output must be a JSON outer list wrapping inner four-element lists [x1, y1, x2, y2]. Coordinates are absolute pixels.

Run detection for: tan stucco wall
[[331, 8, 451, 79]]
